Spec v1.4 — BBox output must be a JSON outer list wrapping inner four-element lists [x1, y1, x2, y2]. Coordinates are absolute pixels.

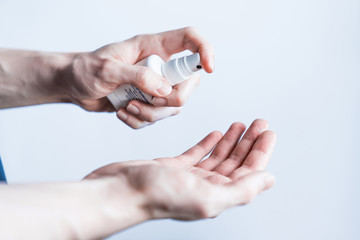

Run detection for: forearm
[[0, 49, 76, 109], [0, 177, 149, 239]]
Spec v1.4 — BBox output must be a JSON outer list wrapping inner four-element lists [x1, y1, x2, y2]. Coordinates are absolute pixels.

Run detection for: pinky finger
[[117, 108, 151, 129]]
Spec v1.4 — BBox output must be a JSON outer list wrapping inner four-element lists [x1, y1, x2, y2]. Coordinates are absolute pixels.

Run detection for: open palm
[[155, 119, 276, 184], [86, 119, 276, 221]]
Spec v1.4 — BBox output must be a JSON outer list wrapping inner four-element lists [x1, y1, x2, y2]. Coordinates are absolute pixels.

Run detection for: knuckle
[[192, 191, 219, 219], [99, 58, 113, 77], [97, 58, 113, 79], [116, 112, 127, 122], [184, 26, 197, 35], [131, 34, 144, 42], [132, 105, 154, 122], [130, 125, 141, 130], [130, 34, 152, 47], [132, 120, 150, 130], [134, 66, 150, 86], [173, 95, 186, 107], [195, 202, 212, 218], [173, 107, 182, 116], [241, 192, 251, 205], [116, 112, 122, 120], [146, 113, 157, 123], [241, 189, 255, 205], [127, 121, 141, 130]]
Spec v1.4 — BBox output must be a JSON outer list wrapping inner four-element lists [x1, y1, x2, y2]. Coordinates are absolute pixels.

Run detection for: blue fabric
[[0, 157, 7, 183]]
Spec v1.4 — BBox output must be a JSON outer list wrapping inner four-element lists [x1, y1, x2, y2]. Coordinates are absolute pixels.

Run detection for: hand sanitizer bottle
[[107, 53, 202, 109]]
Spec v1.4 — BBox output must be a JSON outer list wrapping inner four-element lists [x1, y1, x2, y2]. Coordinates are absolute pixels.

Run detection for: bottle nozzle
[[162, 53, 202, 85], [184, 53, 202, 72]]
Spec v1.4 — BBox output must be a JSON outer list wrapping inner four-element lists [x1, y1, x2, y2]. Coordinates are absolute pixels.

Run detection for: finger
[[152, 73, 200, 107], [221, 171, 275, 207], [177, 131, 223, 166], [196, 122, 246, 171], [159, 27, 215, 73], [213, 119, 268, 176], [103, 60, 172, 98], [132, 27, 215, 73], [126, 100, 181, 122], [116, 108, 152, 129], [228, 131, 276, 180]]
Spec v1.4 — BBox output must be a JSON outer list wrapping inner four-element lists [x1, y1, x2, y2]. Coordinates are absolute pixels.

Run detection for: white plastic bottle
[[107, 53, 202, 109]]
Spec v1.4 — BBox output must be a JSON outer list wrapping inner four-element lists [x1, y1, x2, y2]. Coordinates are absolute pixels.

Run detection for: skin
[[0, 27, 214, 129], [0, 119, 276, 239], [0, 27, 277, 239]]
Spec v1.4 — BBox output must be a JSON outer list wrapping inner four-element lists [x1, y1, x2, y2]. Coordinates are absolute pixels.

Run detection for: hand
[[67, 27, 214, 129], [85, 119, 276, 221]]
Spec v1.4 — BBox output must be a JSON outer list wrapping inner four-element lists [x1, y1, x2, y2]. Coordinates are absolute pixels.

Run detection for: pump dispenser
[[107, 53, 202, 109]]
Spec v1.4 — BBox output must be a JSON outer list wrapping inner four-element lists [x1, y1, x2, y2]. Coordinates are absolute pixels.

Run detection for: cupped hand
[[67, 27, 214, 129], [85, 119, 276, 220]]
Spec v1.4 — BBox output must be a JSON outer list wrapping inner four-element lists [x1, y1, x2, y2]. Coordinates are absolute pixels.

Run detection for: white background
[[0, 0, 359, 239]]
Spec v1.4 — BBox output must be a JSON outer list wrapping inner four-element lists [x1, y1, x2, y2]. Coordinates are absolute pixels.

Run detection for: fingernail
[[156, 80, 172, 96], [117, 110, 128, 121], [153, 97, 168, 106], [127, 104, 140, 115], [263, 175, 276, 190]]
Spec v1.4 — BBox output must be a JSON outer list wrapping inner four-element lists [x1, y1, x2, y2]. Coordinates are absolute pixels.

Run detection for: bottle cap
[[162, 53, 202, 85]]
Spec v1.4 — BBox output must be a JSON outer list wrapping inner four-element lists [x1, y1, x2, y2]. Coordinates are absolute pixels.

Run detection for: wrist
[[102, 175, 152, 223], [73, 176, 151, 239], [37, 51, 79, 104]]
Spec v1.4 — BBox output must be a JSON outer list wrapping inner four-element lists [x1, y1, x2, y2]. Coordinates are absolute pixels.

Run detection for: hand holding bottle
[[0, 27, 213, 127], [68, 27, 214, 128]]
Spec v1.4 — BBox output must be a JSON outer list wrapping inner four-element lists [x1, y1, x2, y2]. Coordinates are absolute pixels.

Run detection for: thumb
[[119, 64, 173, 97], [224, 171, 276, 206]]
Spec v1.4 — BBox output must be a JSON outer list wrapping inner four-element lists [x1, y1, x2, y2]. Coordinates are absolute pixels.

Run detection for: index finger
[[177, 131, 223, 166]]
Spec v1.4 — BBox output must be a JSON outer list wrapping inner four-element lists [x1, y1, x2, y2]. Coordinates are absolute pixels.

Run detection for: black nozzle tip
[[196, 65, 202, 69]]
